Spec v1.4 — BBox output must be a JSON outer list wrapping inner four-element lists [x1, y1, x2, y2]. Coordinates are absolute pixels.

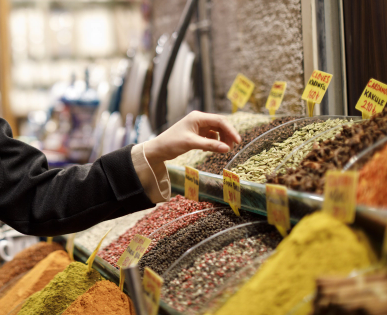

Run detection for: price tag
[[65, 233, 76, 261], [223, 169, 241, 216], [227, 73, 255, 109], [266, 184, 290, 237], [86, 228, 112, 272], [265, 81, 287, 115], [117, 234, 151, 268], [185, 166, 199, 202], [302, 70, 333, 117], [46, 237, 53, 244], [323, 171, 358, 224], [355, 78, 387, 119], [382, 224, 387, 264], [143, 267, 163, 315]]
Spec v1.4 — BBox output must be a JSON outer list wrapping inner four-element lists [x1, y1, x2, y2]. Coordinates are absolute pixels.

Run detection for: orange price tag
[[143, 267, 163, 315], [265, 81, 287, 115], [266, 184, 290, 237], [355, 78, 387, 118], [227, 73, 255, 109], [117, 234, 151, 268], [223, 169, 241, 216], [323, 171, 358, 224], [185, 166, 199, 202]]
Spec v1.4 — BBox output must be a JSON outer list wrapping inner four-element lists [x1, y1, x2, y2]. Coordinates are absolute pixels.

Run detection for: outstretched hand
[[145, 111, 241, 167]]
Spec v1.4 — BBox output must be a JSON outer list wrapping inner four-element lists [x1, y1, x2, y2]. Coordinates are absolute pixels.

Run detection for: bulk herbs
[[138, 208, 258, 277], [18, 262, 103, 315], [196, 116, 299, 175], [267, 107, 387, 194], [231, 119, 349, 183], [162, 230, 281, 314], [98, 196, 217, 267], [214, 212, 377, 315]]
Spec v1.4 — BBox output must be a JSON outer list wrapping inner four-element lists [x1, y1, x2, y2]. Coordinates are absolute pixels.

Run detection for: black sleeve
[[0, 118, 155, 236]]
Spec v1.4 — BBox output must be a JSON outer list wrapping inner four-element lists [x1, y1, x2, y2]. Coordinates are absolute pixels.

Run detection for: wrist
[[144, 139, 166, 169]]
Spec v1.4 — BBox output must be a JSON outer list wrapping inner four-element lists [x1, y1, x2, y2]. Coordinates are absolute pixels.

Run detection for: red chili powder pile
[[61, 280, 136, 315], [357, 145, 387, 208], [0, 242, 63, 289]]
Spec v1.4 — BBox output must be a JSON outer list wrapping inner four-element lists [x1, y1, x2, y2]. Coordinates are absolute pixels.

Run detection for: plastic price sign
[[223, 169, 241, 216], [266, 184, 290, 237], [185, 166, 199, 202], [65, 233, 76, 261], [227, 73, 255, 111], [86, 228, 112, 272], [143, 267, 163, 315], [117, 234, 151, 268], [265, 81, 287, 116], [323, 171, 358, 224], [355, 78, 387, 119], [302, 70, 333, 117]]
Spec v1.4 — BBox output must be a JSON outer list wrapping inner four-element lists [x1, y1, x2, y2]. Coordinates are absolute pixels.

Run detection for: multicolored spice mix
[[196, 116, 300, 174], [267, 108, 387, 194], [357, 143, 387, 208], [162, 232, 281, 314], [98, 196, 217, 267], [138, 209, 258, 276]]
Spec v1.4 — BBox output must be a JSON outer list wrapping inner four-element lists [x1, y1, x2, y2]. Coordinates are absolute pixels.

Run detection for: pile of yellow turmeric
[[215, 212, 376, 315]]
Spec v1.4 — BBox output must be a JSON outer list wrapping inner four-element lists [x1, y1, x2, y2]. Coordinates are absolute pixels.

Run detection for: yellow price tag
[[227, 73, 255, 109], [355, 78, 387, 118], [86, 228, 112, 272], [302, 70, 333, 117], [185, 166, 199, 202], [65, 233, 76, 261], [265, 81, 287, 115], [223, 169, 241, 216], [46, 237, 53, 244], [143, 267, 163, 315], [117, 234, 151, 268], [266, 184, 290, 237], [323, 171, 358, 224], [382, 224, 387, 264]]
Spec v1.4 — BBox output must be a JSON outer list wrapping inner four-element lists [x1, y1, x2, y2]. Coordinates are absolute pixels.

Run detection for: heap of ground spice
[[214, 212, 376, 315], [0, 241, 63, 289], [0, 250, 71, 315], [267, 108, 387, 193], [196, 116, 299, 174], [357, 144, 387, 208], [18, 262, 103, 315], [98, 195, 217, 267], [62, 280, 135, 315]]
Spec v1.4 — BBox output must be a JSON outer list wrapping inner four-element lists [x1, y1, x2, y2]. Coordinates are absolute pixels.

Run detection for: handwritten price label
[[323, 171, 358, 224], [355, 79, 387, 119], [265, 81, 287, 115], [302, 70, 333, 104], [223, 169, 241, 216], [143, 267, 163, 315], [266, 184, 290, 237], [227, 73, 255, 109], [185, 166, 199, 202], [117, 234, 151, 268]]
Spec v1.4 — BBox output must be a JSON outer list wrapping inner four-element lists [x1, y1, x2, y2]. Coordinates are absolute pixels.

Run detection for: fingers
[[190, 111, 242, 145], [190, 134, 230, 153]]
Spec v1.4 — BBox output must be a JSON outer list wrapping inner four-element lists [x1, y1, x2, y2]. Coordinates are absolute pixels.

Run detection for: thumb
[[191, 134, 230, 153]]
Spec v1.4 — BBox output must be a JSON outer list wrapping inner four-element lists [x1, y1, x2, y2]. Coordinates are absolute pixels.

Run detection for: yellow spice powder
[[215, 212, 376, 315]]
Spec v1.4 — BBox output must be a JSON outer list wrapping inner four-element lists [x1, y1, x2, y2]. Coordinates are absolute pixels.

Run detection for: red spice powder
[[357, 144, 387, 208]]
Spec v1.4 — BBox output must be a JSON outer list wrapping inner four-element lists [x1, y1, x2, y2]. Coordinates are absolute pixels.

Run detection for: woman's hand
[[145, 111, 241, 167]]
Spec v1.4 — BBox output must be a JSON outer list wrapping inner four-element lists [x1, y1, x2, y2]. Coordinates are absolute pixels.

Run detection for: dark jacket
[[0, 118, 154, 236]]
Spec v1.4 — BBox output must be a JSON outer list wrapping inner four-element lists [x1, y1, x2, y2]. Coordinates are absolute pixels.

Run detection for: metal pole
[[124, 265, 148, 315]]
